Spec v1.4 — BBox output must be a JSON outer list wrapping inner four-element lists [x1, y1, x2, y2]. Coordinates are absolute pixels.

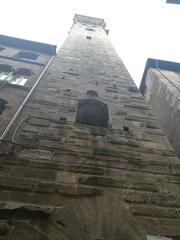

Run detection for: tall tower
[[0, 15, 180, 240]]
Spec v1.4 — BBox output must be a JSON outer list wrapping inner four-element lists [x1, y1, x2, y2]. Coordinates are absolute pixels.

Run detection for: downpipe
[[0, 54, 55, 142]]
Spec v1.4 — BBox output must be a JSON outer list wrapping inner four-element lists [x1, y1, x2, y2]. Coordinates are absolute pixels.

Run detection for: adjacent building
[[0, 15, 180, 240], [0, 34, 56, 137], [166, 0, 180, 4], [140, 58, 180, 158]]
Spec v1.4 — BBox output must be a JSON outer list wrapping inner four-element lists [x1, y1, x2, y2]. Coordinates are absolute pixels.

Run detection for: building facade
[[0, 15, 180, 240], [140, 58, 180, 158], [0, 34, 56, 137]]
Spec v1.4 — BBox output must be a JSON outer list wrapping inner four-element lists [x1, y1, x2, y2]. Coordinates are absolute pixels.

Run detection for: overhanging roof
[[0, 34, 56, 55], [140, 58, 180, 95]]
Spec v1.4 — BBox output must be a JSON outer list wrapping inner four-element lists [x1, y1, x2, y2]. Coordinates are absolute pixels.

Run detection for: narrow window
[[76, 99, 109, 127], [86, 90, 98, 97], [86, 28, 95, 32], [0, 98, 7, 114], [123, 126, 129, 132], [14, 51, 39, 61]]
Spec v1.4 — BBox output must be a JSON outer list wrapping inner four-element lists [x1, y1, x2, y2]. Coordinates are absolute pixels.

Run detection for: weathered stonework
[[0, 15, 180, 240]]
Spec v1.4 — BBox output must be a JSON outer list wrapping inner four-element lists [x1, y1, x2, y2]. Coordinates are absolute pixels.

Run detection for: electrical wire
[[155, 58, 180, 92]]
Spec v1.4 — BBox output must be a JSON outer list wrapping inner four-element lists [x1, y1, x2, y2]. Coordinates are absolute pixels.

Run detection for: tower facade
[[0, 15, 180, 240]]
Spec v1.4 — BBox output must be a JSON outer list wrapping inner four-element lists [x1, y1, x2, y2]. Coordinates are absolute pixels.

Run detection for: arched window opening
[[86, 90, 98, 97], [14, 51, 39, 61], [76, 99, 109, 128], [0, 98, 7, 114]]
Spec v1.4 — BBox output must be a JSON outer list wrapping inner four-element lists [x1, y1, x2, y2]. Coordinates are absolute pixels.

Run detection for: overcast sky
[[0, 0, 180, 86]]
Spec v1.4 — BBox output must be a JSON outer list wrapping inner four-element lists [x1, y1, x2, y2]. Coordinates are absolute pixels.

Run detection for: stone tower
[[0, 14, 180, 240]]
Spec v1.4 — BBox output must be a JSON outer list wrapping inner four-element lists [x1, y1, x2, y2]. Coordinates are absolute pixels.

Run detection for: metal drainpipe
[[0, 54, 55, 142]]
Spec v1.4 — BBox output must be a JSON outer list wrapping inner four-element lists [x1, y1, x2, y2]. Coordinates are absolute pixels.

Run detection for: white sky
[[0, 0, 180, 86]]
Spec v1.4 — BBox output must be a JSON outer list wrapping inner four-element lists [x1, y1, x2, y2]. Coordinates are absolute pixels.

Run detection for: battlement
[[73, 14, 106, 28]]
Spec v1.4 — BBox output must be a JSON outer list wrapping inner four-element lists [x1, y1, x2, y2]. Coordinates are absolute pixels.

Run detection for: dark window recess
[[0, 64, 13, 72], [60, 117, 67, 122], [62, 71, 79, 76], [14, 51, 39, 60], [0, 98, 7, 114], [76, 99, 109, 128], [86, 28, 95, 32], [105, 29, 109, 35], [0, 47, 5, 51], [86, 90, 98, 97], [86, 36, 92, 40], [56, 220, 66, 228], [128, 86, 139, 93], [16, 68, 32, 76], [123, 126, 129, 132]]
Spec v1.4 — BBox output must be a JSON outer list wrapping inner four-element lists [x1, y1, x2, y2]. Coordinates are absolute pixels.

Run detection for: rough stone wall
[[143, 68, 180, 158], [0, 18, 180, 240]]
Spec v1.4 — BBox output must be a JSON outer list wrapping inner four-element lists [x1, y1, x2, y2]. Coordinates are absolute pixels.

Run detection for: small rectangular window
[[86, 36, 92, 40], [14, 51, 39, 61], [76, 98, 109, 128]]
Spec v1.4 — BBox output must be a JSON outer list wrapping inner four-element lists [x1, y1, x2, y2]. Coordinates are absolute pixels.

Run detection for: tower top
[[73, 14, 106, 28]]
